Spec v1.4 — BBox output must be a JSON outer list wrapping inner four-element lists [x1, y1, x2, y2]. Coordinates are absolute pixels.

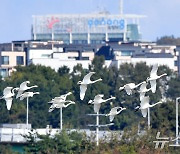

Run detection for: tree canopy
[[156, 35, 180, 45]]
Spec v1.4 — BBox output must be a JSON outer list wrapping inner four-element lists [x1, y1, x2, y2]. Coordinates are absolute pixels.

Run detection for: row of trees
[[1, 129, 179, 153], [156, 35, 180, 45], [0, 56, 178, 132]]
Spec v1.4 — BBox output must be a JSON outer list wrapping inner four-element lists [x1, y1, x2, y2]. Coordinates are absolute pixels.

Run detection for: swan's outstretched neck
[[146, 77, 150, 82], [12, 88, 19, 95], [150, 101, 162, 107], [92, 78, 102, 83], [105, 113, 109, 116], [64, 101, 75, 107], [88, 100, 93, 104], [66, 92, 72, 96], [147, 88, 152, 92], [29, 85, 38, 89], [117, 107, 126, 114], [160, 73, 167, 78], [136, 81, 145, 88], [135, 106, 140, 112], [104, 96, 116, 102], [119, 86, 124, 91]]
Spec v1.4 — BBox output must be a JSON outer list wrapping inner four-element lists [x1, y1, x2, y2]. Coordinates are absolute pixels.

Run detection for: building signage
[[47, 17, 60, 29], [88, 18, 125, 30]]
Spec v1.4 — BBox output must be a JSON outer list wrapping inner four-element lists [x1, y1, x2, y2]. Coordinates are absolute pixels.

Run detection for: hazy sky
[[0, 0, 180, 43]]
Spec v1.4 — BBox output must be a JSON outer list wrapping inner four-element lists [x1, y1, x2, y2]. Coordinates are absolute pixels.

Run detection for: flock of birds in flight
[[0, 64, 167, 123], [0, 81, 39, 110]]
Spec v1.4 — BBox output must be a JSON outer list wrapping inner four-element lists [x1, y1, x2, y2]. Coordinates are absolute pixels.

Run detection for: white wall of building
[[131, 58, 175, 70], [104, 58, 175, 71], [31, 59, 92, 72], [52, 52, 94, 61], [31, 57, 175, 73], [28, 49, 54, 62], [52, 52, 69, 60]]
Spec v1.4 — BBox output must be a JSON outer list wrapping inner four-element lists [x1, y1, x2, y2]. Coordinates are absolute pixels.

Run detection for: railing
[[0, 127, 125, 143], [0, 128, 29, 143]]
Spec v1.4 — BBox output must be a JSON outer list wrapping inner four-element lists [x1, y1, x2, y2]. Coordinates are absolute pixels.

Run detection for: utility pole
[[176, 97, 180, 145], [87, 113, 114, 146]]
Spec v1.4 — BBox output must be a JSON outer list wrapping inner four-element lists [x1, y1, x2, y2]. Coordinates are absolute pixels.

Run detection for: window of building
[[68, 56, 76, 59], [1, 56, 9, 65], [174, 60, 178, 66], [0, 68, 8, 78], [36, 34, 52, 40], [16, 56, 24, 65], [82, 40, 87, 44], [121, 50, 133, 56], [72, 40, 78, 44], [82, 57, 89, 60], [41, 54, 50, 58]]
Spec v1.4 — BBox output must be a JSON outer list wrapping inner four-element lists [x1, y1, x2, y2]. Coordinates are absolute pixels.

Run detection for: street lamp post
[[169, 97, 180, 147], [176, 97, 180, 145], [20, 92, 39, 129], [26, 97, 29, 128], [96, 111, 99, 146], [87, 113, 114, 146], [148, 107, 150, 130], [48, 92, 75, 131], [60, 107, 62, 130]]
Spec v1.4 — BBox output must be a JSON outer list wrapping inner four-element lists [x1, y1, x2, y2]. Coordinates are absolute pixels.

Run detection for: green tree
[[156, 35, 180, 45]]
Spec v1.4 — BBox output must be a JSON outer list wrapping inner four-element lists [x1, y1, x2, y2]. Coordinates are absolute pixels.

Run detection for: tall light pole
[[96, 111, 99, 146], [176, 97, 180, 145], [87, 113, 114, 146], [48, 101, 75, 131], [48, 92, 75, 131], [20, 92, 39, 129], [26, 97, 29, 128], [87, 95, 115, 146], [60, 107, 62, 130], [148, 107, 150, 130], [169, 97, 180, 147]]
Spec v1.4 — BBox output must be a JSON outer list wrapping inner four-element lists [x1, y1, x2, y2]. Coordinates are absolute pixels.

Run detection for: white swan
[[135, 96, 162, 118], [0, 87, 19, 110], [48, 100, 75, 112], [146, 64, 167, 93], [48, 92, 72, 104], [51, 92, 72, 102], [48, 92, 75, 112], [88, 94, 116, 113], [138, 81, 151, 101], [106, 106, 126, 122], [77, 72, 102, 100], [16, 81, 38, 99], [20, 92, 40, 100], [1, 87, 13, 99], [119, 81, 144, 95]]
